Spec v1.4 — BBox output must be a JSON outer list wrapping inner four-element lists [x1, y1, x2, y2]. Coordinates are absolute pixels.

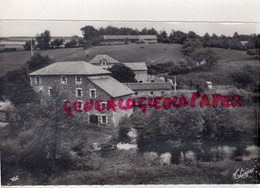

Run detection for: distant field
[[0, 43, 184, 77], [0, 43, 257, 86]]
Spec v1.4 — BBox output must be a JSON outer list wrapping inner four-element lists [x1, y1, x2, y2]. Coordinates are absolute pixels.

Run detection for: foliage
[[50, 38, 64, 48], [231, 64, 256, 90], [190, 48, 219, 67], [108, 64, 137, 83], [26, 52, 52, 71], [133, 105, 250, 163], [1, 86, 105, 175], [118, 117, 131, 143], [0, 53, 52, 106], [65, 35, 84, 48], [0, 68, 38, 106], [169, 30, 187, 44], [23, 40, 35, 51], [36, 30, 51, 50], [182, 38, 203, 56]]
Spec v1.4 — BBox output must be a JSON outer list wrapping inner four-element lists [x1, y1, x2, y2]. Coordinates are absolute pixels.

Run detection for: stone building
[[123, 62, 149, 83], [29, 61, 134, 127], [101, 35, 157, 45], [125, 82, 173, 97]]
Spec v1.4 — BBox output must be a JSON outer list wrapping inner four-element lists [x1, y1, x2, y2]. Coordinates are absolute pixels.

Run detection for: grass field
[[0, 44, 184, 77], [0, 43, 258, 86]]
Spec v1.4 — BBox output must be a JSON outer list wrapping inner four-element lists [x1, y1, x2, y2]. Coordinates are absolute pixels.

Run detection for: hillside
[[0, 43, 257, 86], [0, 43, 183, 77]]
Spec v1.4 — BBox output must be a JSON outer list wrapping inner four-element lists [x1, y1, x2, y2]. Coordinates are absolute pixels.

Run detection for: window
[[138, 80, 143, 83], [100, 59, 107, 66], [101, 102, 107, 111], [35, 76, 41, 84], [134, 91, 138, 95], [89, 89, 96, 98], [77, 101, 83, 110], [150, 91, 154, 96], [61, 76, 67, 85], [101, 115, 107, 124], [76, 88, 82, 97], [151, 80, 154, 82], [75, 76, 82, 85], [89, 115, 98, 124], [47, 87, 53, 96], [161, 91, 165, 95]]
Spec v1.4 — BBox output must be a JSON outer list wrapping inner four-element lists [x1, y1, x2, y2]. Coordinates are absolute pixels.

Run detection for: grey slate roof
[[89, 55, 120, 65], [123, 62, 148, 71], [88, 76, 134, 98], [103, 35, 157, 40], [29, 61, 110, 76], [125, 82, 173, 91]]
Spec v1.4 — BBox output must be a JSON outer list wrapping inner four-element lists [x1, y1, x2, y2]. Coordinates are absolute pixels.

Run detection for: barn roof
[[29, 61, 110, 76], [103, 35, 157, 40], [89, 55, 120, 65], [125, 82, 173, 91], [88, 76, 134, 98], [123, 62, 148, 71]]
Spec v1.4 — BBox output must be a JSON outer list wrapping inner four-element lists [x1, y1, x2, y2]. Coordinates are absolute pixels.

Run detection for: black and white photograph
[[0, 0, 259, 186]]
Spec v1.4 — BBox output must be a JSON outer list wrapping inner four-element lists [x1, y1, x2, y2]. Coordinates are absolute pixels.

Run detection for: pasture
[[0, 43, 257, 86]]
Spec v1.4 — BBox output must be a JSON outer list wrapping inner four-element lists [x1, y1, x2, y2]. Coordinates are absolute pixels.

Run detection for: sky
[[0, 0, 259, 37]]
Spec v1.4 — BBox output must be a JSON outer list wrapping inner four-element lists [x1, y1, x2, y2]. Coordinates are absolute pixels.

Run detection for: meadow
[[0, 43, 257, 86]]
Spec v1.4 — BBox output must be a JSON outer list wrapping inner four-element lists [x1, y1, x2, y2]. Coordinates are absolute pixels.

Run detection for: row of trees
[[23, 30, 85, 51], [23, 27, 258, 51], [80, 25, 259, 51]]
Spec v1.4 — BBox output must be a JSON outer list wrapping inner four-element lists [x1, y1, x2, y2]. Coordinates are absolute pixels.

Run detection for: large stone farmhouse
[[29, 61, 134, 127], [101, 35, 157, 45]]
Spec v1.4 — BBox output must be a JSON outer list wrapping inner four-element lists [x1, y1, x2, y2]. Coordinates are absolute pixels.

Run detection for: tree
[[157, 31, 169, 43], [81, 26, 99, 40], [233, 32, 240, 40], [1, 68, 38, 106], [190, 48, 219, 67], [147, 28, 158, 35], [202, 33, 210, 47], [182, 38, 203, 56], [26, 52, 52, 71], [36, 30, 51, 50], [51, 38, 64, 48], [141, 27, 148, 35], [108, 64, 137, 83], [169, 30, 187, 44], [187, 31, 199, 39], [0, 53, 52, 106], [23, 40, 35, 51], [65, 36, 84, 48]]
